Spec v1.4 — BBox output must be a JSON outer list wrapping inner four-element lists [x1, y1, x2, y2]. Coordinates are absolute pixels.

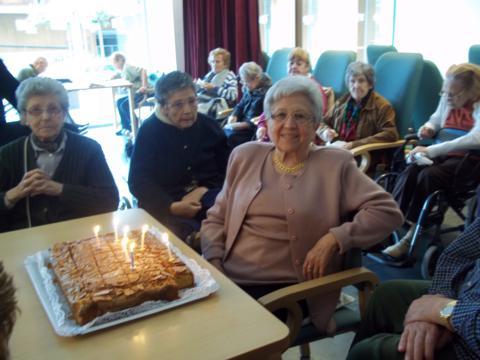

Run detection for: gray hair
[[345, 61, 375, 87], [264, 75, 324, 125], [239, 62, 263, 80], [155, 71, 195, 106], [16, 77, 69, 113]]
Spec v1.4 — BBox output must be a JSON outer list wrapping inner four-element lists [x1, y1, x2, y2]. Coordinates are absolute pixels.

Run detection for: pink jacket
[[201, 142, 403, 332]]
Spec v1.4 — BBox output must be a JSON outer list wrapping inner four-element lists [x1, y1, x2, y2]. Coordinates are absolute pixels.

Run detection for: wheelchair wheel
[[421, 245, 442, 280]]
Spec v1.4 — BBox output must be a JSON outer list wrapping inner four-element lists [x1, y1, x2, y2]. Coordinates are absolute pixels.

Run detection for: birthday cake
[[49, 230, 194, 325]]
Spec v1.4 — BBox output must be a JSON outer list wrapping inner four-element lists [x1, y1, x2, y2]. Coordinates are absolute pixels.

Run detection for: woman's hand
[[303, 233, 340, 280], [419, 126, 435, 139], [203, 82, 215, 91], [170, 200, 202, 218], [324, 129, 338, 142], [342, 142, 354, 150], [409, 146, 428, 157], [227, 115, 238, 124], [256, 127, 267, 140], [5, 169, 63, 205]]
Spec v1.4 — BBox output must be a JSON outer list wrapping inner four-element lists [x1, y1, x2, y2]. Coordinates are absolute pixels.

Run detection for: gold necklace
[[272, 154, 305, 174]]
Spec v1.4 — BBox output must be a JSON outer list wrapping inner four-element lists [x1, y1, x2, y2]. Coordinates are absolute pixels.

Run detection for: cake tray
[[24, 230, 219, 336]]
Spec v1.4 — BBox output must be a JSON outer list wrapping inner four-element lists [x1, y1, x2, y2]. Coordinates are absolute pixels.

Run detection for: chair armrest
[[351, 140, 405, 172], [257, 267, 379, 345], [217, 108, 233, 118]]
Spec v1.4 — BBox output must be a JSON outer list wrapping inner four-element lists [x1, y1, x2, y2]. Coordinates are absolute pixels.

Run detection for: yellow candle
[[93, 225, 101, 247], [141, 224, 149, 250], [162, 232, 173, 261], [113, 218, 119, 242], [129, 242, 136, 270]]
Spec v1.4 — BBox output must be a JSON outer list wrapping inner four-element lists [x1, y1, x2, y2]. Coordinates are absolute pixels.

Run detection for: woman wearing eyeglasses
[[0, 77, 119, 232], [196, 47, 238, 119], [201, 76, 402, 333], [384, 63, 480, 259], [128, 71, 229, 241]]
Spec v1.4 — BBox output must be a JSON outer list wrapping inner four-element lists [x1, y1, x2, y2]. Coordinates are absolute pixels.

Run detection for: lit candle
[[162, 232, 174, 261], [93, 225, 101, 247], [113, 218, 119, 242], [129, 242, 136, 270], [141, 224, 149, 250], [121, 226, 130, 262]]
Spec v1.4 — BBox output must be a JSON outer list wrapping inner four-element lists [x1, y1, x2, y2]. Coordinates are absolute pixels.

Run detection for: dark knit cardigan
[[0, 131, 119, 232], [128, 112, 229, 222]]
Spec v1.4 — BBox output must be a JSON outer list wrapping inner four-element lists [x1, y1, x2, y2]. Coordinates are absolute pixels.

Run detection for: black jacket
[[0, 131, 119, 232]]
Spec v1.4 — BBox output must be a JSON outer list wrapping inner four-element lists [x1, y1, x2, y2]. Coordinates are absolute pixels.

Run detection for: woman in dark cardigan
[[0, 77, 119, 232]]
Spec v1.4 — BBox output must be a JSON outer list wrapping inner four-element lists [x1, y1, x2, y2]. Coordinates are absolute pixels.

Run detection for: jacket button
[[287, 208, 295, 215], [187, 166, 191, 171], [294, 259, 301, 266], [184, 145, 188, 150]]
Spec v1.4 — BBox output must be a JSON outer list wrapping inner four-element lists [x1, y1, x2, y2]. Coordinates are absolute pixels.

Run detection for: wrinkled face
[[209, 55, 226, 73], [161, 88, 198, 129], [442, 78, 470, 109], [34, 58, 48, 73], [288, 57, 309, 76], [113, 58, 125, 71], [241, 75, 260, 91], [267, 94, 317, 154], [348, 73, 372, 102], [24, 94, 65, 142]]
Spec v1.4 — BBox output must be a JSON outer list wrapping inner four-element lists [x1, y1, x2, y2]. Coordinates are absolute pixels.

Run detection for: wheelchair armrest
[[351, 140, 405, 172], [217, 108, 233, 119], [258, 267, 379, 345]]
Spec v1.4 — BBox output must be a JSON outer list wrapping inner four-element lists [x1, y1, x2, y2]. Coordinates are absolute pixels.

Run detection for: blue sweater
[[128, 112, 229, 221]]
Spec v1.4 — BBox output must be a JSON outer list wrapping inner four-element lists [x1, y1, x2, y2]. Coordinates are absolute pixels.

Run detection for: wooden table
[[1, 209, 289, 360], [63, 79, 139, 138]]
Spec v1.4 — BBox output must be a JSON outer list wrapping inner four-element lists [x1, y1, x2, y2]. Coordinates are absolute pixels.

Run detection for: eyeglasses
[[25, 106, 64, 117], [270, 111, 313, 125], [439, 90, 465, 99], [166, 97, 198, 112]]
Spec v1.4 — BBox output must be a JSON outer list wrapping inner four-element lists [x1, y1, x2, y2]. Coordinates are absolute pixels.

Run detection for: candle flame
[[93, 225, 100, 235]]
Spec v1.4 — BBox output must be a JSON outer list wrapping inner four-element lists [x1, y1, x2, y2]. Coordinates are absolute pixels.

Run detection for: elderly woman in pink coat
[[200, 76, 403, 334]]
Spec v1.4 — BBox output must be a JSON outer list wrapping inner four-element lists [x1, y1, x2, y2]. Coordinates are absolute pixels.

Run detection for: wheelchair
[[367, 128, 480, 279]]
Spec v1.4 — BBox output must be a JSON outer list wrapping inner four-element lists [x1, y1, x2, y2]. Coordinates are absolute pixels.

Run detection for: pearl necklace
[[272, 154, 305, 174]]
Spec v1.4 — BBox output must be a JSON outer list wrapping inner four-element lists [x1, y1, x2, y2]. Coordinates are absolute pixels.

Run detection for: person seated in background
[[16, 57, 48, 82], [317, 61, 398, 150], [0, 59, 19, 127], [0, 77, 119, 232], [383, 63, 480, 259], [348, 217, 480, 360], [223, 61, 271, 148], [256, 47, 329, 141], [0, 261, 17, 360], [196, 47, 238, 119], [128, 71, 229, 241], [201, 76, 403, 334], [111, 52, 150, 136]]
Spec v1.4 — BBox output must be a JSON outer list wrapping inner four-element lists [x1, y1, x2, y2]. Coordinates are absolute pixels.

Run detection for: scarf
[[338, 90, 372, 142], [30, 129, 65, 153]]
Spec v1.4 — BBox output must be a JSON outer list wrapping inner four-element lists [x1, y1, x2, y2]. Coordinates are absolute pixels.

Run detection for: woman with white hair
[[224, 61, 271, 148], [201, 75, 403, 334], [0, 77, 119, 232]]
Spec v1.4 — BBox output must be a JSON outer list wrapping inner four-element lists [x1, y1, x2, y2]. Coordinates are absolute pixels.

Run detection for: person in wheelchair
[[317, 61, 399, 151], [384, 63, 480, 259], [201, 76, 403, 334], [223, 61, 271, 148]]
